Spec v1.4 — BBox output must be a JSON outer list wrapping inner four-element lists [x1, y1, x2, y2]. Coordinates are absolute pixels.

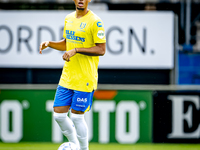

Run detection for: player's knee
[[71, 113, 88, 136], [71, 113, 84, 123], [53, 112, 67, 123]]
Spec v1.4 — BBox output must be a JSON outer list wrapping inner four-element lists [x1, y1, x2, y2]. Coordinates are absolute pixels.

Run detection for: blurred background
[[0, 0, 200, 85], [1, 0, 200, 146]]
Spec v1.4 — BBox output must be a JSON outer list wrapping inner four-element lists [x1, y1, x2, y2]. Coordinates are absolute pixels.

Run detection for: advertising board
[[0, 11, 174, 69], [153, 91, 200, 143], [0, 89, 152, 143]]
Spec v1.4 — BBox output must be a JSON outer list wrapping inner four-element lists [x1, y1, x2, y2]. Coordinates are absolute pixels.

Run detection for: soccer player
[[39, 0, 106, 150]]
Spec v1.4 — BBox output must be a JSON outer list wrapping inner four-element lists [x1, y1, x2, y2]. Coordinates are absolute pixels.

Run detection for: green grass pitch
[[0, 142, 200, 150]]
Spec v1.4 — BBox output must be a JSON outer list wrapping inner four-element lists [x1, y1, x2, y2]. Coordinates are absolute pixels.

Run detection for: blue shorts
[[53, 85, 94, 112]]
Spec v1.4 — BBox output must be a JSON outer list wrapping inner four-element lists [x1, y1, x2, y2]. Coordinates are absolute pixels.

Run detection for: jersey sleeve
[[92, 19, 106, 44], [63, 17, 67, 39]]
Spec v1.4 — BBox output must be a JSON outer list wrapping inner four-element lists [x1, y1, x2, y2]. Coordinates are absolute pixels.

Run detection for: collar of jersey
[[74, 9, 91, 20]]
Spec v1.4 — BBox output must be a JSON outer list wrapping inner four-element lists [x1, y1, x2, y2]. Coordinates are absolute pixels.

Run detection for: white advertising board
[[0, 10, 174, 69]]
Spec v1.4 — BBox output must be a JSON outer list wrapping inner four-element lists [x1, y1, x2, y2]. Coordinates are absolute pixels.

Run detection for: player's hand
[[62, 49, 76, 62], [39, 41, 50, 54]]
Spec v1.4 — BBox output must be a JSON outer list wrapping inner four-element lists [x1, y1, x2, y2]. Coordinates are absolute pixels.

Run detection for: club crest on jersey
[[80, 22, 87, 29], [97, 21, 103, 27]]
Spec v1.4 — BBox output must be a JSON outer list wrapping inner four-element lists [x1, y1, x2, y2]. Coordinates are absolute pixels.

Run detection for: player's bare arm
[[39, 39, 66, 54], [76, 43, 106, 56], [62, 43, 106, 62]]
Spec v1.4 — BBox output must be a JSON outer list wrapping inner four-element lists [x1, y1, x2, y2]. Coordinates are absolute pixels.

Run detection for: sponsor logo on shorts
[[77, 98, 87, 103], [76, 104, 85, 107]]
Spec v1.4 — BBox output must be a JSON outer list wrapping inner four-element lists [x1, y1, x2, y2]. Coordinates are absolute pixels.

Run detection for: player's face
[[73, 0, 91, 10]]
